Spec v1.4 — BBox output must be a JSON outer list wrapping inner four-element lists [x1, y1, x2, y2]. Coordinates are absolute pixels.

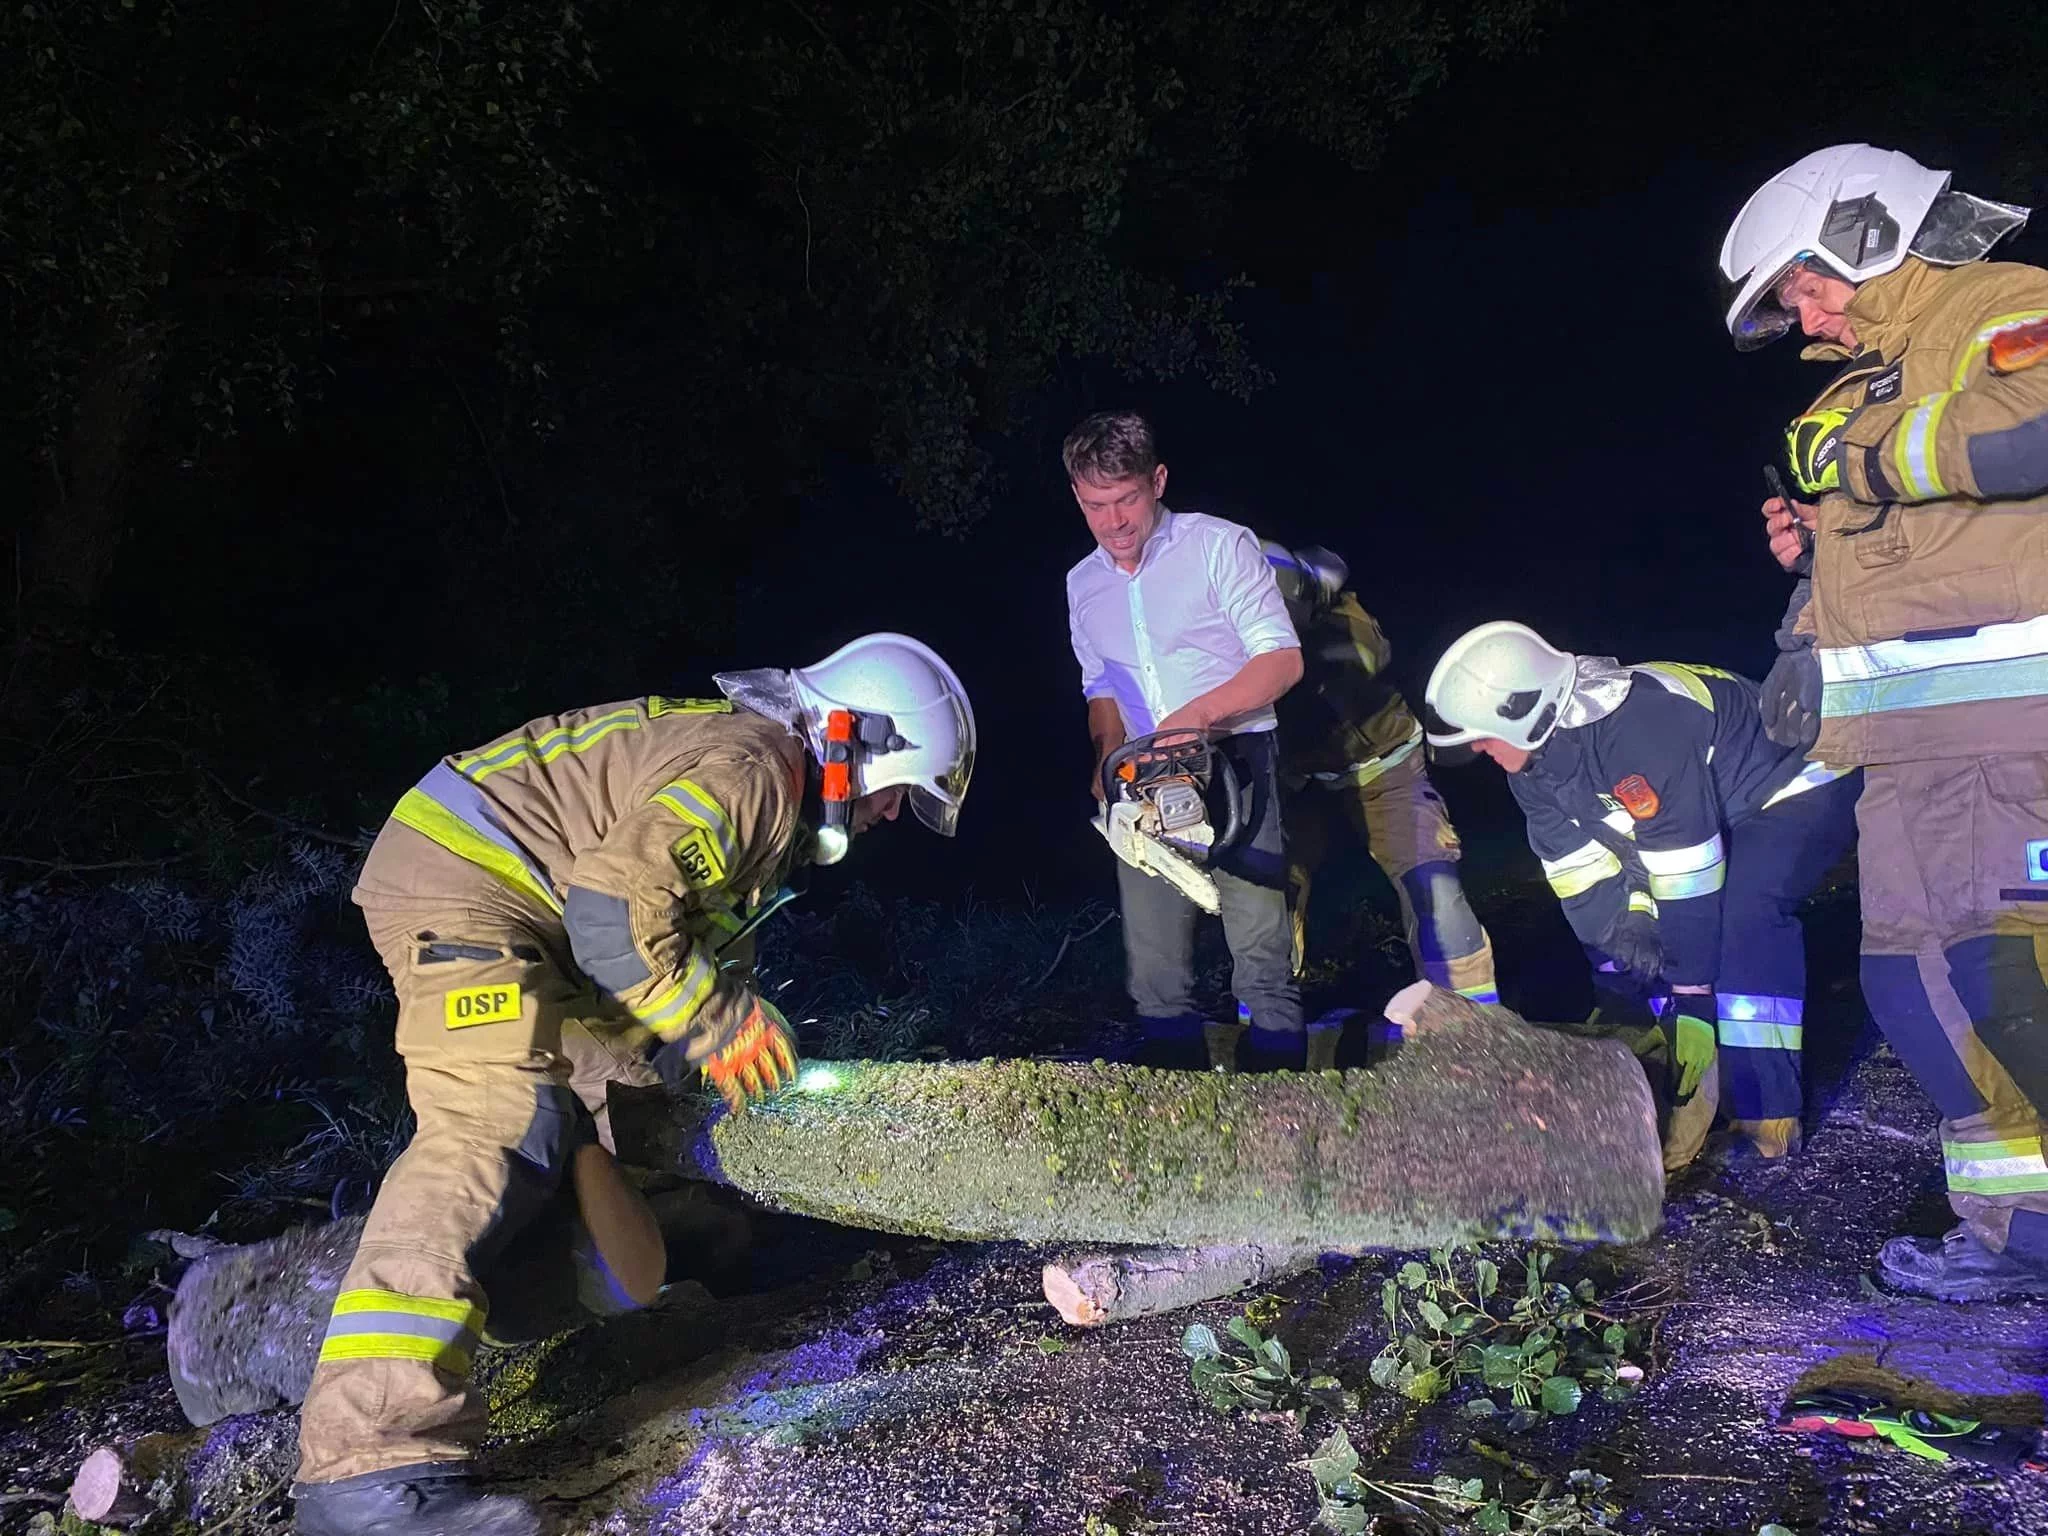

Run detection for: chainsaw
[[1093, 730, 1245, 916]]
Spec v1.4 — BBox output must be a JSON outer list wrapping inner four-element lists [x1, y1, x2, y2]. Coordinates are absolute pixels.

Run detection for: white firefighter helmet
[[1423, 621, 1576, 751], [787, 632, 975, 838], [1719, 144, 1952, 350], [1261, 539, 1350, 609]]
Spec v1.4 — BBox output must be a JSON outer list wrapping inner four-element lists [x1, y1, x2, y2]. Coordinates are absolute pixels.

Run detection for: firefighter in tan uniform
[[1724, 144, 2048, 1300], [1262, 543, 1497, 1023], [290, 634, 975, 1536]]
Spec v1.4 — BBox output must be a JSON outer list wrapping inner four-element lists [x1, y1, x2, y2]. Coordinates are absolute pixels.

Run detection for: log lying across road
[[622, 982, 1665, 1252]]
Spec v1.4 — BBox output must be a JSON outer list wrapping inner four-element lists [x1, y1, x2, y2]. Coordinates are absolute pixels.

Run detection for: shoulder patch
[[672, 827, 729, 887], [1611, 775, 1661, 820], [646, 696, 734, 718], [1863, 360, 1904, 403]]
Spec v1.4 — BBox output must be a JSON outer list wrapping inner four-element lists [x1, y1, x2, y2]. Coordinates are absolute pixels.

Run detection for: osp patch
[[1612, 775, 1661, 820]]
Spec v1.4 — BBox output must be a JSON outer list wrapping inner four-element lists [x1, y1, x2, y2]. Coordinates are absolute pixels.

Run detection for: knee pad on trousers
[[1399, 861, 1485, 960], [1945, 934, 2048, 1110], [1859, 953, 1989, 1120]]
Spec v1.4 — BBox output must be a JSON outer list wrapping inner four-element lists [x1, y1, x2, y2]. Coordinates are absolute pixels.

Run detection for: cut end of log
[[1382, 979, 1435, 1035], [1041, 1261, 1109, 1327], [69, 1444, 149, 1526]]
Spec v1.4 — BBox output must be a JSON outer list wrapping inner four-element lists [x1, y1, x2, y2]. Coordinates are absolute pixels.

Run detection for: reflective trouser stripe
[[1818, 613, 2048, 717], [391, 764, 561, 914], [318, 1288, 485, 1375], [634, 947, 720, 1040], [1715, 992, 1804, 1052], [1457, 984, 1500, 1003], [1542, 840, 1624, 898], [1760, 758, 1852, 811], [1943, 1137, 2048, 1197], [1627, 889, 1658, 918], [1641, 835, 1726, 900], [1305, 729, 1423, 789]]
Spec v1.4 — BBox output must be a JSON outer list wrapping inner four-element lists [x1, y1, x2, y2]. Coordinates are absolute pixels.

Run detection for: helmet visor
[[1724, 252, 1815, 352], [907, 695, 975, 838]]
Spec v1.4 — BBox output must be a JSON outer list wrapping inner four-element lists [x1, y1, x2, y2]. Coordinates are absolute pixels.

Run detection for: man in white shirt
[[1063, 411, 1308, 1068]]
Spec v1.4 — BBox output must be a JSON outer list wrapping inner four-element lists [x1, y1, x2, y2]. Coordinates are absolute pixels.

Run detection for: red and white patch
[[1612, 775, 1660, 820]]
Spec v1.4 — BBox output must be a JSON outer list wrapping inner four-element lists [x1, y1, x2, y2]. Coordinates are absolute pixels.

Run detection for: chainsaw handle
[[1209, 744, 1242, 851], [1099, 729, 1244, 856]]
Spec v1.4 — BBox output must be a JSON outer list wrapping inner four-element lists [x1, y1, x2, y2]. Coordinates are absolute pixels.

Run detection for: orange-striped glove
[[704, 999, 800, 1113]]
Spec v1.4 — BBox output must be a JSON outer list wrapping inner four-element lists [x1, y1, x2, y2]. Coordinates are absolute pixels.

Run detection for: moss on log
[[635, 984, 1663, 1249]]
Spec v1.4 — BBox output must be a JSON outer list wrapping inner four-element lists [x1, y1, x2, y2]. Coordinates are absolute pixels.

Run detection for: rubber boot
[[1305, 1023, 1342, 1072], [293, 1467, 539, 1536], [1725, 1116, 1803, 1164], [1203, 1020, 1247, 1073]]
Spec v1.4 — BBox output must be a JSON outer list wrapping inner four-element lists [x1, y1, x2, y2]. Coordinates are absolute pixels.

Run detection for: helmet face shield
[[1723, 252, 1846, 352], [905, 694, 974, 837]]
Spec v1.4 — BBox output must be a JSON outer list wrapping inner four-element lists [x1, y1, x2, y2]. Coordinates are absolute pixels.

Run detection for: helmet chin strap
[[813, 707, 907, 865]]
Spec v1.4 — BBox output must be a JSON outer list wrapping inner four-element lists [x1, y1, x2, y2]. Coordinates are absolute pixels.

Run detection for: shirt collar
[[1092, 504, 1176, 574]]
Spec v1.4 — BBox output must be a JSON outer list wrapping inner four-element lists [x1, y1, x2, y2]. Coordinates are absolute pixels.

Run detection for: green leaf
[[1369, 1355, 1399, 1389], [1506, 1407, 1543, 1432], [1476, 1502, 1512, 1535], [1758, 1526, 1795, 1536], [1476, 1258, 1498, 1298], [1399, 1260, 1428, 1289], [1402, 1334, 1434, 1368], [1036, 1334, 1066, 1355], [1481, 1346, 1523, 1387], [1306, 1373, 1340, 1391], [1520, 1326, 1556, 1357], [1575, 1278, 1597, 1302], [1460, 1478, 1485, 1500], [1308, 1427, 1359, 1490], [1316, 1496, 1369, 1536], [1226, 1315, 1264, 1352], [1382, 1278, 1399, 1324], [1602, 1323, 1627, 1352], [1447, 1310, 1479, 1335], [1461, 1396, 1499, 1417], [1418, 1298, 1450, 1332], [1402, 1365, 1446, 1403], [1540, 1375, 1583, 1415], [1181, 1323, 1222, 1361], [1261, 1336, 1291, 1375]]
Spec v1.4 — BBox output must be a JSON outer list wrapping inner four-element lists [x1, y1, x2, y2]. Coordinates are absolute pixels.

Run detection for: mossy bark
[[622, 985, 1664, 1250]]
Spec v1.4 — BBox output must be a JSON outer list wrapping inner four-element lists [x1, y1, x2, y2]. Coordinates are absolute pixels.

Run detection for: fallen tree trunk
[[1042, 1241, 1338, 1326], [620, 983, 1664, 1250]]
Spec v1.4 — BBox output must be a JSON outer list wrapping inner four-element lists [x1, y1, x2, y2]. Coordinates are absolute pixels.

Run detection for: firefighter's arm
[[1511, 779, 1631, 949], [561, 757, 798, 1102], [1841, 308, 2048, 504], [1621, 752, 1725, 991], [1312, 594, 1394, 718]]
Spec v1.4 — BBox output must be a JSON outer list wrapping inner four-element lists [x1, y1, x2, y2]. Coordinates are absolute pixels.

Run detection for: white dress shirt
[[1065, 507, 1299, 736]]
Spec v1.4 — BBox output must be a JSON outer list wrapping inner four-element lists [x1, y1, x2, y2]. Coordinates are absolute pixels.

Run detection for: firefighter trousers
[[1856, 756, 2048, 1266], [1282, 751, 1496, 1000], [295, 825, 662, 1489]]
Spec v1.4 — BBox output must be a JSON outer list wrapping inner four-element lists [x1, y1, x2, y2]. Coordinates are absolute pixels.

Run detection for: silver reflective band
[[1306, 728, 1423, 788], [1715, 992, 1804, 1052], [1819, 614, 2048, 716], [1760, 758, 1852, 810], [1640, 835, 1725, 900], [1540, 840, 1624, 898]]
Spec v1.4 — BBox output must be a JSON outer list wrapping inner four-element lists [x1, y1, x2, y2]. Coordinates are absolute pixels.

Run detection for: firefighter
[[1424, 622, 1859, 1170], [290, 634, 974, 1536], [1261, 540, 1497, 1007], [1724, 143, 2048, 1300]]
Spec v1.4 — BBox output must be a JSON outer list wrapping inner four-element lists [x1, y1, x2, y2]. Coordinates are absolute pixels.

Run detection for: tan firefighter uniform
[[295, 696, 807, 1488], [1277, 591, 1497, 999], [1795, 255, 2048, 1262]]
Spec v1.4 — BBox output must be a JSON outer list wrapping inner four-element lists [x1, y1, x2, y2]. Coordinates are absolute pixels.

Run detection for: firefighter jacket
[[1510, 664, 1842, 988], [1793, 256, 2048, 764], [378, 696, 808, 1062], [1274, 591, 1422, 784]]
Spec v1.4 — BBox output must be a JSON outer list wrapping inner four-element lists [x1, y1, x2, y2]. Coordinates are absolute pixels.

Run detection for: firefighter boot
[[1203, 1019, 1247, 1073], [293, 1468, 539, 1536], [1877, 1226, 2048, 1303], [1723, 1116, 1803, 1166]]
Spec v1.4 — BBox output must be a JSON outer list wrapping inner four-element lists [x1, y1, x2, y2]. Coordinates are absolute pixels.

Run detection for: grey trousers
[[1116, 730, 1302, 1037]]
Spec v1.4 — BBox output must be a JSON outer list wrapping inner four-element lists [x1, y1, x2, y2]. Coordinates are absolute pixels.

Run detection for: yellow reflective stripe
[[652, 778, 738, 860], [1640, 834, 1726, 900], [317, 1333, 475, 1373], [1892, 391, 1953, 501], [456, 707, 644, 780], [635, 948, 720, 1039], [331, 1288, 486, 1328], [1942, 1136, 2048, 1196], [1626, 889, 1658, 917], [392, 786, 561, 914], [1952, 310, 2048, 390], [1632, 663, 1714, 710], [1540, 840, 1624, 899]]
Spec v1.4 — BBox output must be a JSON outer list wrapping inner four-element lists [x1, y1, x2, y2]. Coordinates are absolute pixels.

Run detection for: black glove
[[1598, 909, 1663, 981], [1761, 577, 1822, 750]]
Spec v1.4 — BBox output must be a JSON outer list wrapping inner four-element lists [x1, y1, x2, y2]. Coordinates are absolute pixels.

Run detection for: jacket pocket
[[1862, 563, 2020, 639]]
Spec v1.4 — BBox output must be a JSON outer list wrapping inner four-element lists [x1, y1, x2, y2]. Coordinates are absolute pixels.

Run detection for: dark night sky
[[91, 2, 2048, 904]]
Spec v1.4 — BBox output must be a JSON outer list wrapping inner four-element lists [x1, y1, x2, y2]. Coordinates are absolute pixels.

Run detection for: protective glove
[[1667, 1004, 1718, 1102], [1759, 647, 1822, 749], [1598, 909, 1664, 981], [703, 998, 800, 1113], [1785, 408, 1858, 497]]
